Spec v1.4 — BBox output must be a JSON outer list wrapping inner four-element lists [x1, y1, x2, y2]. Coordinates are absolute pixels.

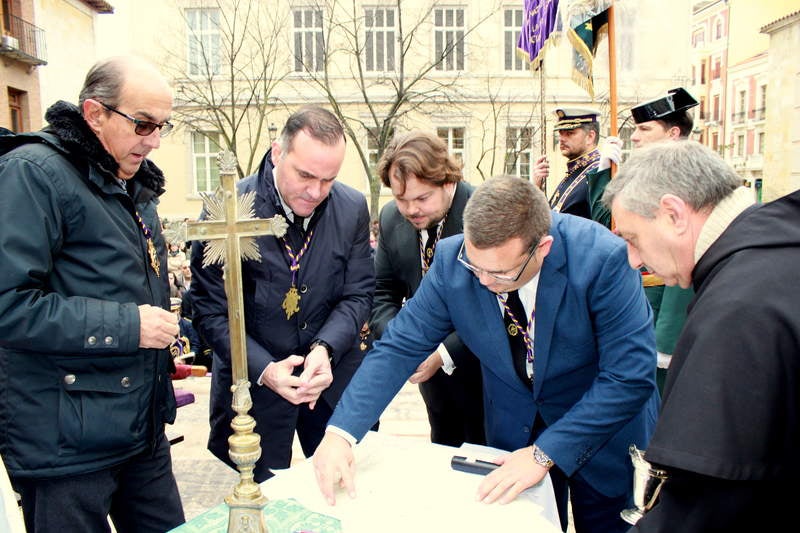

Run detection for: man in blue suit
[[313, 176, 659, 533], [191, 106, 374, 482]]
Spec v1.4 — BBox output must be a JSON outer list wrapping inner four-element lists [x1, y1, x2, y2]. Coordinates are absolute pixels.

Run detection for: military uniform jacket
[[0, 102, 176, 478], [549, 149, 600, 219]]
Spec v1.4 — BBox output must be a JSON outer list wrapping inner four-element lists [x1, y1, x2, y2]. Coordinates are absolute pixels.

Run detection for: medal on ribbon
[[282, 286, 301, 319], [136, 211, 160, 276], [281, 229, 314, 320]]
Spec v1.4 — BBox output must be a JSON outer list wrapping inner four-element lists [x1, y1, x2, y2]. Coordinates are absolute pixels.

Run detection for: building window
[[186, 8, 221, 77], [434, 7, 465, 71], [504, 8, 527, 72], [192, 132, 222, 194], [7, 88, 24, 133], [758, 132, 765, 154], [737, 134, 745, 157], [437, 127, 465, 165], [713, 95, 720, 121], [757, 84, 767, 120], [364, 7, 396, 72], [712, 58, 720, 80], [505, 127, 534, 180], [711, 132, 719, 151], [700, 60, 706, 84], [699, 96, 706, 120], [735, 90, 746, 123], [692, 29, 704, 47], [293, 8, 324, 72], [715, 18, 723, 39]]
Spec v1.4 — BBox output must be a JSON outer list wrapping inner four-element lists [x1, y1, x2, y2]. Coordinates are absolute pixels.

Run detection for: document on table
[[262, 431, 562, 533]]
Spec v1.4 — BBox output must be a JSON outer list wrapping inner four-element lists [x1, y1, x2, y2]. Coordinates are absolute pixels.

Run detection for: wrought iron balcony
[[1, 14, 47, 66]]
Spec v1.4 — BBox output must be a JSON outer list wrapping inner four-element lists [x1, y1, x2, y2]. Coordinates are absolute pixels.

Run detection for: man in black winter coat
[[0, 56, 185, 533]]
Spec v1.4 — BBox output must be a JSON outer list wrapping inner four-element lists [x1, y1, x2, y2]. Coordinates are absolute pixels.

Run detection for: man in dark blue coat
[[191, 106, 374, 482], [0, 56, 184, 532]]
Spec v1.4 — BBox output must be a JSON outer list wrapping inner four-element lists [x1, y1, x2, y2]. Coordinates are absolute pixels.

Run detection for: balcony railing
[[733, 111, 746, 124], [0, 14, 47, 66]]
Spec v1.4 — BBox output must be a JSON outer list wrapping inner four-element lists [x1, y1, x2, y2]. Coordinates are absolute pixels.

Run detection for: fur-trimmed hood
[[43, 100, 166, 197]]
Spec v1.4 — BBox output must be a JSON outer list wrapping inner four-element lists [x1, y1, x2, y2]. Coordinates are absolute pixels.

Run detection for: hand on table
[[476, 446, 549, 505], [312, 431, 356, 505]]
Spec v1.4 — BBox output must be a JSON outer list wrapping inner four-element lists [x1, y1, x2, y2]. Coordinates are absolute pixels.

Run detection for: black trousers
[[12, 435, 184, 533]]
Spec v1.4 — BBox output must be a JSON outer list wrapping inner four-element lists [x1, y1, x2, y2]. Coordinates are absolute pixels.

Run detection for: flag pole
[[608, 0, 618, 140], [607, 0, 618, 229], [540, 60, 547, 193]]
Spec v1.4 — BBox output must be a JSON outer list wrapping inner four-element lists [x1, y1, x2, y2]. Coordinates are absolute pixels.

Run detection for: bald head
[[79, 56, 172, 110]]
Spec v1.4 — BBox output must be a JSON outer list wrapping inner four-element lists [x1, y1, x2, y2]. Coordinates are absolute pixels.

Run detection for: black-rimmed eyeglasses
[[457, 240, 537, 283], [99, 101, 174, 137]]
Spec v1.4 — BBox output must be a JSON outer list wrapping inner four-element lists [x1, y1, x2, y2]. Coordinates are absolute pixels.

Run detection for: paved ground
[[169, 375, 431, 521]]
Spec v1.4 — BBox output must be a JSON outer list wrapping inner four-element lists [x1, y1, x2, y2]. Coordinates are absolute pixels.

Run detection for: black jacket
[[0, 101, 175, 478], [634, 189, 800, 532]]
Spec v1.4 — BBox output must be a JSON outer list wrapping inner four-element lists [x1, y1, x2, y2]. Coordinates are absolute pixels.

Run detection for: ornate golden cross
[[186, 150, 287, 533]]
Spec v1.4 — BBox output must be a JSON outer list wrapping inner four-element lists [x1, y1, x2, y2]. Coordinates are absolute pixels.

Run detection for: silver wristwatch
[[532, 444, 554, 469]]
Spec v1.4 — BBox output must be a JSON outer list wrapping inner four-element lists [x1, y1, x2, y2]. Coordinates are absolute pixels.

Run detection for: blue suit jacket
[[331, 212, 659, 496]]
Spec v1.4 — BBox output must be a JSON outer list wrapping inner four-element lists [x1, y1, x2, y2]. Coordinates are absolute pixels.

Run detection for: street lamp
[[268, 122, 278, 140]]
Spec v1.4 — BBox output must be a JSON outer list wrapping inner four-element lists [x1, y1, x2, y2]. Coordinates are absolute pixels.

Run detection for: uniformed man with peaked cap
[[534, 107, 601, 219]]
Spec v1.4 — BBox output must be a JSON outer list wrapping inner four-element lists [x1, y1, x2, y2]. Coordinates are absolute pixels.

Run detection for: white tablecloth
[[262, 431, 561, 532]]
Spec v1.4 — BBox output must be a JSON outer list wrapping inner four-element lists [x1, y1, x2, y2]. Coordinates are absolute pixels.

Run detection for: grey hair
[[277, 106, 345, 157], [602, 140, 741, 218], [78, 57, 126, 110], [463, 175, 551, 249]]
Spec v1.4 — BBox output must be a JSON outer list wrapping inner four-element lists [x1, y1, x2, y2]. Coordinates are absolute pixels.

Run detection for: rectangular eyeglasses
[[457, 240, 537, 282], [99, 101, 174, 137]]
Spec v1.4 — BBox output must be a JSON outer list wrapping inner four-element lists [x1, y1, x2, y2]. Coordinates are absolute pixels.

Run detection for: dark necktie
[[289, 214, 305, 248], [504, 290, 532, 387]]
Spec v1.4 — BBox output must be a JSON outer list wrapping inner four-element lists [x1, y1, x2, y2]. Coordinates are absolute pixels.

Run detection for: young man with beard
[[371, 130, 485, 447]]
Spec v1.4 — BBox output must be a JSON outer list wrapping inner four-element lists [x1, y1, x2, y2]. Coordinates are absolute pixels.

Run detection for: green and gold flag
[[563, 0, 611, 98]]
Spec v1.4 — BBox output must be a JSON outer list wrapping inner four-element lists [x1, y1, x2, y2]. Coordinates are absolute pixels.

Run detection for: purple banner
[[517, 0, 560, 66]]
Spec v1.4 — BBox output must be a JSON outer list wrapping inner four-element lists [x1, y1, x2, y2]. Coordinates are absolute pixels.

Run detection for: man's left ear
[[660, 194, 689, 233], [444, 181, 456, 198]]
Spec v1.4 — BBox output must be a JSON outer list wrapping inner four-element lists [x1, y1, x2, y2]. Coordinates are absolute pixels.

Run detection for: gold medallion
[[360, 342, 368, 351], [507, 323, 519, 336], [426, 248, 434, 258], [282, 285, 301, 319], [147, 240, 160, 276]]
